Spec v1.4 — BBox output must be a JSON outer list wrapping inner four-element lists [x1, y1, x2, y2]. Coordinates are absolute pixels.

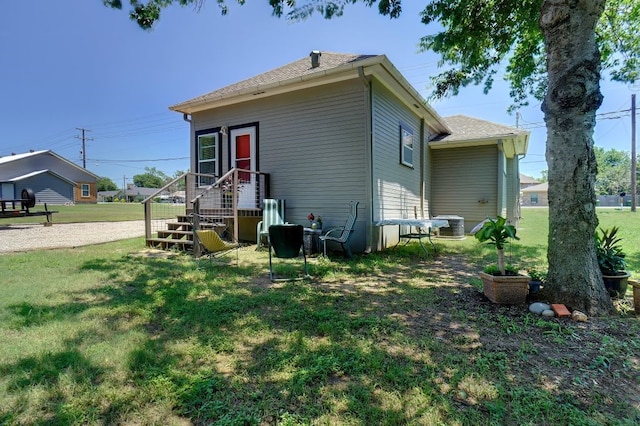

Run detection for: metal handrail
[[142, 169, 269, 250]]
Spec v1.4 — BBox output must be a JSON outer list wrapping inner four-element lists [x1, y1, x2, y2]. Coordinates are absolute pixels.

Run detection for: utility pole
[[632, 94, 637, 212], [123, 175, 128, 203], [75, 128, 93, 168]]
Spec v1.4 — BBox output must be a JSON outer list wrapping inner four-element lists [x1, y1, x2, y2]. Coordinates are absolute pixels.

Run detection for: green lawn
[[1, 202, 179, 224], [0, 207, 638, 425]]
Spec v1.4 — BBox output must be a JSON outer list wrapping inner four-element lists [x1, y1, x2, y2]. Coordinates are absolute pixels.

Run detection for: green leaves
[[597, 0, 640, 83], [595, 226, 627, 274], [419, 0, 543, 108], [474, 216, 519, 250]]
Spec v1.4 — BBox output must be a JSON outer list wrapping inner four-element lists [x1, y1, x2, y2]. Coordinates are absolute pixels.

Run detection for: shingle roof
[[436, 115, 527, 142], [521, 182, 548, 192], [520, 174, 539, 184], [170, 52, 379, 111]]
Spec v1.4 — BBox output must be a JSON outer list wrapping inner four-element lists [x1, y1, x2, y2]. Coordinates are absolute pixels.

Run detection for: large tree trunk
[[540, 0, 613, 315]]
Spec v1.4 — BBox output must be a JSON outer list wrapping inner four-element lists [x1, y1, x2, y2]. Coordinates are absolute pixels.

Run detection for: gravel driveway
[[0, 221, 147, 253]]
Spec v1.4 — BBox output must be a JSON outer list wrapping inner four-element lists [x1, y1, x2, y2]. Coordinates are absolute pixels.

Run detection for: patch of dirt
[[131, 248, 182, 259], [320, 253, 640, 420]]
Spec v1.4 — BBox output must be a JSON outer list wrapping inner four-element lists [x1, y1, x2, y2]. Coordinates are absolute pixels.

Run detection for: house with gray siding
[[169, 51, 529, 254], [429, 115, 529, 230], [0, 150, 98, 205]]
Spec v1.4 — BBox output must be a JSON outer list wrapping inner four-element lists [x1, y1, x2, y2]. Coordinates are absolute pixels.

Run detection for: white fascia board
[[429, 133, 529, 158]]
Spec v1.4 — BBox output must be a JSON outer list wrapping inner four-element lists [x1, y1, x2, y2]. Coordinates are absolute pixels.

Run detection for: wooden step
[[157, 230, 194, 240], [146, 237, 194, 251], [167, 221, 192, 231], [165, 221, 224, 231]]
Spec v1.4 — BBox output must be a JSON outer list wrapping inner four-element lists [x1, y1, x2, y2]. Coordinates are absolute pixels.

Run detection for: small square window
[[400, 124, 413, 167]]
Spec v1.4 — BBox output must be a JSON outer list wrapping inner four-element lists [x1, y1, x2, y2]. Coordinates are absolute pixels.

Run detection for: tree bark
[[540, 0, 613, 315]]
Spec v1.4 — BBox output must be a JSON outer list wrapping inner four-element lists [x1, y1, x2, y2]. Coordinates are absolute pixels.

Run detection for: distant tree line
[[538, 147, 636, 196], [97, 167, 189, 192]]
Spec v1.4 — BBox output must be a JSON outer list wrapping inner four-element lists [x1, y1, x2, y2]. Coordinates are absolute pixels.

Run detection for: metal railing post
[[192, 197, 201, 258]]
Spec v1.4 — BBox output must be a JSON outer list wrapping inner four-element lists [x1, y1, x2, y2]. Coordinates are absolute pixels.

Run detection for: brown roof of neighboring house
[[521, 182, 548, 192], [520, 174, 539, 184]]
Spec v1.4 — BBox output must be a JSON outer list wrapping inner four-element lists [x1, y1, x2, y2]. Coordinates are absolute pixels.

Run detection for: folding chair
[[195, 230, 239, 267], [319, 201, 359, 259], [268, 224, 310, 282], [256, 198, 286, 249]]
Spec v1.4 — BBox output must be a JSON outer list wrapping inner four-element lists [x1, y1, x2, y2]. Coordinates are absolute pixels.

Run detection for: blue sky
[[1, 1, 636, 186]]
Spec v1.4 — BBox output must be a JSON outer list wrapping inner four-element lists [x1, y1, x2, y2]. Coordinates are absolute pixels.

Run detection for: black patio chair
[[268, 224, 310, 282]]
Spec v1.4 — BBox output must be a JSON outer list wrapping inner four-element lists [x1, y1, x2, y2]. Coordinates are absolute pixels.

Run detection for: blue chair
[[268, 224, 310, 282], [256, 199, 286, 249], [319, 201, 359, 259]]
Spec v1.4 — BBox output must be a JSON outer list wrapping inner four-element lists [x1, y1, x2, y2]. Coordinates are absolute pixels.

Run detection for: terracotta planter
[[480, 272, 530, 304]]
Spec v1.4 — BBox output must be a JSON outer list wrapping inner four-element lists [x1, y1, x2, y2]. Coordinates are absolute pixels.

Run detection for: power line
[[518, 107, 637, 130], [88, 156, 189, 163]]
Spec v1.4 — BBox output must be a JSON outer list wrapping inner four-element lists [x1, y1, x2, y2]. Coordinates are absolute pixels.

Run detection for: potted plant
[[595, 226, 630, 298], [474, 216, 530, 304], [526, 267, 547, 293]]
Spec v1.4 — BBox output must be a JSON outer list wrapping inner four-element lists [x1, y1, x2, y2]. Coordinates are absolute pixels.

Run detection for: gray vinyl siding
[[431, 145, 498, 233], [506, 156, 520, 225], [191, 79, 369, 252], [18, 174, 74, 205], [371, 81, 423, 221], [498, 150, 507, 218], [369, 82, 426, 248]]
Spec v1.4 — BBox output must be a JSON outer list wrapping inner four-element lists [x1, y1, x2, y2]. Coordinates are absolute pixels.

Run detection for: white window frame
[[81, 184, 90, 198], [531, 193, 539, 204], [400, 123, 414, 168], [197, 131, 219, 187]]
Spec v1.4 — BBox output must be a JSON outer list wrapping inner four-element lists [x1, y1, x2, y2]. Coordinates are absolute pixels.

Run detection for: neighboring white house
[[169, 51, 530, 253]]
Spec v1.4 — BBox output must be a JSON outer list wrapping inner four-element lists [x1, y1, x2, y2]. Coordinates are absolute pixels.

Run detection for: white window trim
[[400, 123, 414, 168], [81, 183, 90, 198], [197, 131, 220, 187]]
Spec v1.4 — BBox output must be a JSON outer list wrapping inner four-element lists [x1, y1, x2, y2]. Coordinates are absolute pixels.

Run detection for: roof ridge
[[170, 51, 382, 110]]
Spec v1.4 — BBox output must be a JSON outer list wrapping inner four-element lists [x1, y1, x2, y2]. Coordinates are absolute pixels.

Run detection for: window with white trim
[[197, 131, 219, 186], [400, 124, 413, 167], [81, 184, 90, 198], [531, 193, 538, 204]]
